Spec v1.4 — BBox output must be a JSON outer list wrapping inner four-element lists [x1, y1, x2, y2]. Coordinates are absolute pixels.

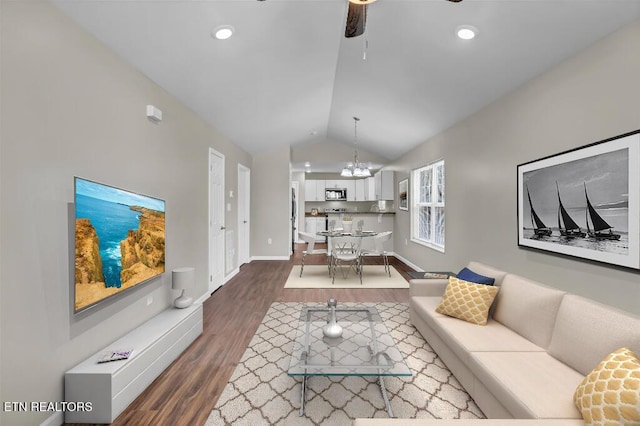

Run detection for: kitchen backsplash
[[306, 200, 393, 212]]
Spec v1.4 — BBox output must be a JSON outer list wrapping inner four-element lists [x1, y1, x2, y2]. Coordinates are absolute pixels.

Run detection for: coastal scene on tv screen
[[74, 178, 165, 312]]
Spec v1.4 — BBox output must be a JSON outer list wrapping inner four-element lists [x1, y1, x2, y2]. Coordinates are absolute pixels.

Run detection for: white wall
[[391, 19, 640, 315], [250, 145, 292, 258], [0, 2, 250, 425]]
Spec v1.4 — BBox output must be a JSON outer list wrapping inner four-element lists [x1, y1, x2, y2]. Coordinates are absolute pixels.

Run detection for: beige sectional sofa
[[355, 261, 640, 425]]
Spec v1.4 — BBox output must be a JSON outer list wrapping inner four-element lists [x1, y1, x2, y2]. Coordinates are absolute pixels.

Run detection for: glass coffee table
[[287, 305, 412, 417]]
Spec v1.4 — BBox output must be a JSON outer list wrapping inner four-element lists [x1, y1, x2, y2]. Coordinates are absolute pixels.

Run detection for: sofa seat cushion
[[469, 351, 584, 419], [410, 296, 449, 331], [433, 317, 545, 365], [411, 296, 544, 365]]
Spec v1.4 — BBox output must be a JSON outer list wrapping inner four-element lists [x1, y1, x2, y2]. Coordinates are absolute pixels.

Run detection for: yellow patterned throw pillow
[[573, 347, 640, 425], [435, 277, 499, 326]]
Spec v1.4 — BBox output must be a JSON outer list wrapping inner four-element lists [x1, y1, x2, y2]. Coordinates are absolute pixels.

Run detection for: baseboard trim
[[392, 253, 423, 272], [224, 268, 240, 283], [250, 256, 291, 261]]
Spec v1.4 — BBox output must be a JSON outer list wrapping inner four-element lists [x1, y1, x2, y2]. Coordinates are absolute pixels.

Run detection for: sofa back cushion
[[466, 262, 507, 286], [492, 274, 566, 349], [548, 294, 640, 376]]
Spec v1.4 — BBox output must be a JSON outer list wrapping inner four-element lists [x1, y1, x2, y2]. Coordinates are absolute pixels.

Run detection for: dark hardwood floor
[[65, 244, 412, 426]]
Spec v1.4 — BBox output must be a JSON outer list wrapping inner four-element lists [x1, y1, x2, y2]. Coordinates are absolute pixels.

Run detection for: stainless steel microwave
[[325, 188, 347, 201]]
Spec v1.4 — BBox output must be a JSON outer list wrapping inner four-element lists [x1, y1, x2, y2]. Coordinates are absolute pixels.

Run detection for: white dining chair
[[365, 231, 392, 276], [330, 236, 363, 284], [298, 231, 329, 277]]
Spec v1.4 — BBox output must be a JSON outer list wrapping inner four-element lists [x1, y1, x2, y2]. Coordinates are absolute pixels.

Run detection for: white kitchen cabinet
[[325, 180, 340, 189], [354, 179, 366, 201], [374, 171, 394, 200], [316, 180, 326, 201], [304, 180, 326, 201], [365, 177, 375, 201], [344, 180, 356, 201], [304, 180, 316, 201]]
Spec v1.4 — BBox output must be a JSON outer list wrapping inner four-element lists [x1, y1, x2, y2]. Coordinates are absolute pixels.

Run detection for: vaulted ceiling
[[52, 0, 640, 169]]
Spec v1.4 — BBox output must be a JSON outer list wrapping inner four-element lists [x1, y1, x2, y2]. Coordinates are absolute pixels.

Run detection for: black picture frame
[[398, 178, 408, 211], [517, 129, 639, 270]]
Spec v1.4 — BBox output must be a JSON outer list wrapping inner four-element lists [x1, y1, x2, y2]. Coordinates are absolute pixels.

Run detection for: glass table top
[[317, 230, 378, 237], [287, 306, 412, 377]]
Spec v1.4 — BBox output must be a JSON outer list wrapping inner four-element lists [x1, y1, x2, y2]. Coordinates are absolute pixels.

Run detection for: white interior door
[[292, 181, 299, 250], [238, 164, 251, 266], [209, 148, 225, 294]]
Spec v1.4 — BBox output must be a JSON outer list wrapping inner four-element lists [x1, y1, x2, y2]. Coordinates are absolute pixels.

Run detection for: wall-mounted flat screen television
[[74, 177, 166, 313]]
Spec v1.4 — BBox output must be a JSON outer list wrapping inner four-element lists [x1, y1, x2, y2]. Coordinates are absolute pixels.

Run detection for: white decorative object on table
[[172, 267, 194, 309], [323, 298, 343, 338]]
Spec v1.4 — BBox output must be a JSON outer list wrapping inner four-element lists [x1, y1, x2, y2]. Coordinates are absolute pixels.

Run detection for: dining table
[[316, 230, 381, 281], [316, 230, 379, 238]]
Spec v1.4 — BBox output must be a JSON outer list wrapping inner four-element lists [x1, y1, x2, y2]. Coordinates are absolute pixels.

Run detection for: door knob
[[220, 226, 226, 230]]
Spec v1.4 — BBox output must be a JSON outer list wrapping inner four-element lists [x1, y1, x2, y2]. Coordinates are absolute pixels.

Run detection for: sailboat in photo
[[583, 182, 621, 240], [556, 182, 586, 238], [526, 185, 552, 237]]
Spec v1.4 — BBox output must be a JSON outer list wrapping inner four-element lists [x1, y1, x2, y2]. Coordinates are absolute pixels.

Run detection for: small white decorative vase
[[323, 299, 343, 339], [342, 221, 353, 233]]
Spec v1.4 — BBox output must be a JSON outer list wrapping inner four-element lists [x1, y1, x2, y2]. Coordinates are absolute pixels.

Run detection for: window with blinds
[[411, 160, 445, 252]]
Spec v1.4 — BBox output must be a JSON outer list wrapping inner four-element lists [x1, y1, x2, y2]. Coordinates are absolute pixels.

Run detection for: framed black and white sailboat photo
[[517, 130, 640, 270]]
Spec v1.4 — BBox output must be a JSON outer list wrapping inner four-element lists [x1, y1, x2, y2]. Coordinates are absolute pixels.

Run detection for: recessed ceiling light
[[305, 162, 311, 167], [456, 25, 477, 40], [349, 0, 377, 4], [213, 25, 234, 40]]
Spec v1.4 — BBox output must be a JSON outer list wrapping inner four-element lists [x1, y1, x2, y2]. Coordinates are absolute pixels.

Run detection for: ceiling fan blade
[[345, 3, 367, 38]]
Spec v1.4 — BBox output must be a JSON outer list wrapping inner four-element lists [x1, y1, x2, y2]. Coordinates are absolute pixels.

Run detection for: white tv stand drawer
[[64, 304, 203, 423]]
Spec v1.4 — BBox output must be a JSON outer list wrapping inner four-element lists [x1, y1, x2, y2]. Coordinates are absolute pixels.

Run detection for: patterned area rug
[[206, 302, 484, 425]]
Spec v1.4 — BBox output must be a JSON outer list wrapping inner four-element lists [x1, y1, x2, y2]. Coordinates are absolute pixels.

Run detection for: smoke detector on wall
[[146, 105, 162, 122]]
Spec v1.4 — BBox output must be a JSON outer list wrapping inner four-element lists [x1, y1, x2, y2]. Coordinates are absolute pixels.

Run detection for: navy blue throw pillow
[[457, 267, 495, 286]]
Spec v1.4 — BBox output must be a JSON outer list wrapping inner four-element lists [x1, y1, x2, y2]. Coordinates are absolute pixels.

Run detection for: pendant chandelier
[[341, 117, 372, 177]]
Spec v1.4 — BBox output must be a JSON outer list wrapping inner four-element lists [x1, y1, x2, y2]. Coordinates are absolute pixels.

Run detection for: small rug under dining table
[[285, 265, 410, 289], [205, 302, 484, 425]]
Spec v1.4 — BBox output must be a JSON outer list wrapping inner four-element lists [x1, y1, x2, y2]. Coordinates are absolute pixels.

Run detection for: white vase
[[323, 306, 343, 338], [323, 299, 343, 339], [342, 221, 352, 233]]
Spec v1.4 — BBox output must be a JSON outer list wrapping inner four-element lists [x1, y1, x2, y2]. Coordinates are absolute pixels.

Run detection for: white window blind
[[411, 160, 445, 252]]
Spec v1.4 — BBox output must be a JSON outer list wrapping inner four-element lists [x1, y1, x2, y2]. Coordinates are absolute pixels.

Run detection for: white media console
[[64, 304, 203, 423]]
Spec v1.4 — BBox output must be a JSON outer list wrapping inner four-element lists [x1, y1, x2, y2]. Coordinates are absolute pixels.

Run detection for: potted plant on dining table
[[341, 215, 353, 233]]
